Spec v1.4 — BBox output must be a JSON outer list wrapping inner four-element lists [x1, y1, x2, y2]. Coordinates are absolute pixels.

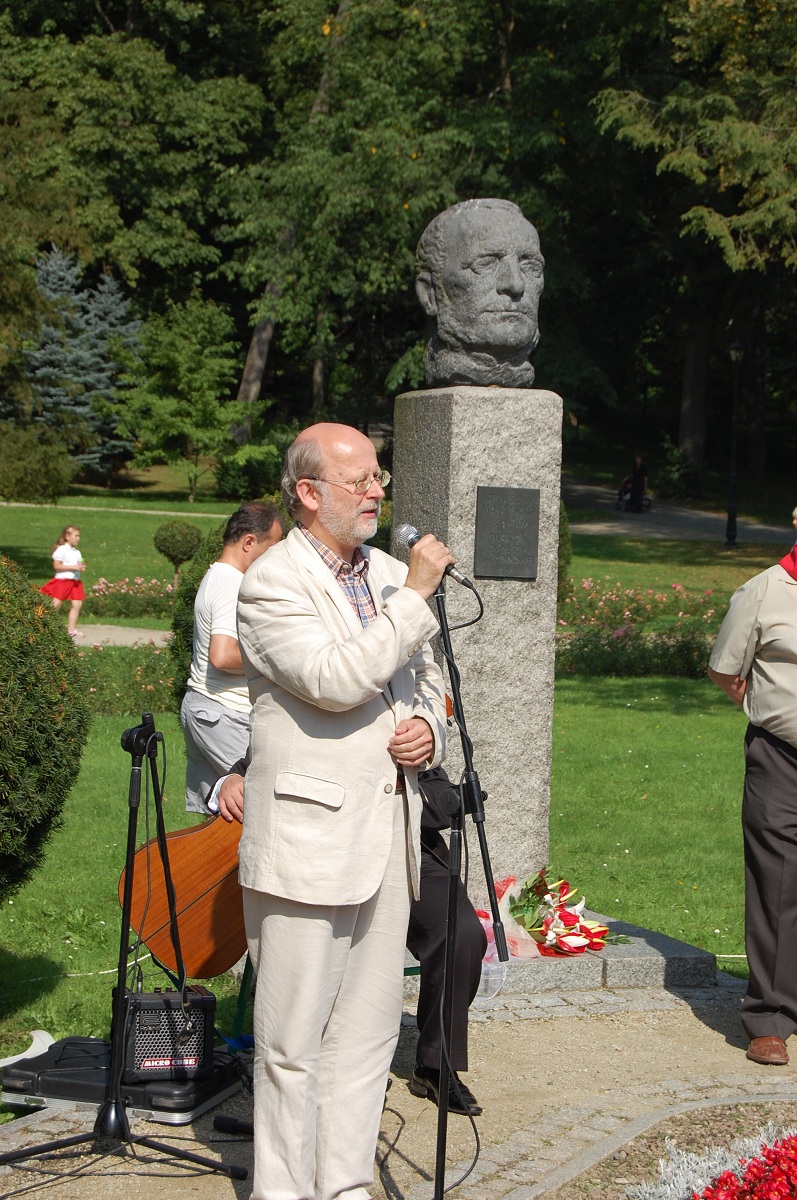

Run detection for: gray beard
[[317, 492, 380, 548]]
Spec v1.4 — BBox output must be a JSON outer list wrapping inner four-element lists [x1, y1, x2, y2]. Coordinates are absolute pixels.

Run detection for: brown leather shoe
[[746, 1036, 789, 1065]]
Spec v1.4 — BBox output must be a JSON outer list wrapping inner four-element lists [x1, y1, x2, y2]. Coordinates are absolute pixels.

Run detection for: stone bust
[[415, 198, 545, 388]]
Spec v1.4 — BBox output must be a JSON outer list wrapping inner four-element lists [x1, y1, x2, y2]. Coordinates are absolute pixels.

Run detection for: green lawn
[[67, 460, 231, 513], [569, 534, 784, 598], [0, 505, 228, 590], [550, 676, 747, 973], [0, 674, 751, 1069], [0, 714, 242, 1067]]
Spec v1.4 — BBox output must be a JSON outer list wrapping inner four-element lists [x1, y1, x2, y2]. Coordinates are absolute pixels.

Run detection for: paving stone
[[589, 1113, 626, 1132], [484, 1140, 530, 1167]]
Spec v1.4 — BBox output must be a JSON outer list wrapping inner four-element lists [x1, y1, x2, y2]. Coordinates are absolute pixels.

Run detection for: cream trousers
[[243, 791, 411, 1200]]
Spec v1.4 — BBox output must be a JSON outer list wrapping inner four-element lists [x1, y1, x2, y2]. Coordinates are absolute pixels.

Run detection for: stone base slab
[[404, 911, 717, 1000]]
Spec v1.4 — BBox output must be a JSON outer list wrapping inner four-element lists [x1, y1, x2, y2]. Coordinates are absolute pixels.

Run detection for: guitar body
[[119, 815, 246, 979]]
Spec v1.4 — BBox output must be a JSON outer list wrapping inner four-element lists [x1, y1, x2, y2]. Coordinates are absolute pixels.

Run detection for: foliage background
[[1, 0, 796, 502]]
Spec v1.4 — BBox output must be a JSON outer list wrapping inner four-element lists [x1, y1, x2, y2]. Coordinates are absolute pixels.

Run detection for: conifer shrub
[[153, 520, 204, 586], [0, 556, 91, 902]]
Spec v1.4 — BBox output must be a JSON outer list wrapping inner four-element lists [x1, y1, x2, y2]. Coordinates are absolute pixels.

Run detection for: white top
[[709, 563, 797, 749], [52, 544, 83, 580], [187, 562, 250, 713]]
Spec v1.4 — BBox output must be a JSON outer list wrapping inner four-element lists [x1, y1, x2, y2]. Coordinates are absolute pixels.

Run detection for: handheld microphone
[[394, 523, 474, 589]]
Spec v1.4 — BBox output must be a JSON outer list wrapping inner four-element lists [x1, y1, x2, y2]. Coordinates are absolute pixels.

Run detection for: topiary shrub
[[153, 520, 204, 587], [0, 423, 77, 503], [0, 556, 91, 902]]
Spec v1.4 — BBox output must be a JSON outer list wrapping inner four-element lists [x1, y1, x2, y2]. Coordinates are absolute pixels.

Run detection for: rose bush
[[88, 576, 175, 619]]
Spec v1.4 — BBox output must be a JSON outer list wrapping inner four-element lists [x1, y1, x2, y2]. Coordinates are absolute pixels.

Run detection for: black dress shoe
[[409, 1064, 483, 1116]]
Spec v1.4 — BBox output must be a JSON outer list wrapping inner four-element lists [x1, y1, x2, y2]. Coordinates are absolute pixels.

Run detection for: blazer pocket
[[275, 771, 345, 810]]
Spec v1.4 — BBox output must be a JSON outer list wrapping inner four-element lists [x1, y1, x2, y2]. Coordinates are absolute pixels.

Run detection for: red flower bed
[[695, 1134, 797, 1200]]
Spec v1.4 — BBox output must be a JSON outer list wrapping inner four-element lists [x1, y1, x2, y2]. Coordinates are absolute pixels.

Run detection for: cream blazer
[[236, 527, 447, 906]]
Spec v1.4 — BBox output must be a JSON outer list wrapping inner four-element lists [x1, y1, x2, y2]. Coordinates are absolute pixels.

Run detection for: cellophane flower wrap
[[504, 868, 610, 956]]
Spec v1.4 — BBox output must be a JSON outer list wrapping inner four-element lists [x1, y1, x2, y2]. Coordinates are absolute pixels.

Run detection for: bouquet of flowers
[[501, 868, 611, 956]]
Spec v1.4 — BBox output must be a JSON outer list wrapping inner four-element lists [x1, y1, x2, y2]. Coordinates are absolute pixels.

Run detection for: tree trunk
[[311, 355, 325, 419], [493, 1, 515, 94], [237, 317, 276, 405], [678, 304, 714, 474], [235, 1, 350, 408]]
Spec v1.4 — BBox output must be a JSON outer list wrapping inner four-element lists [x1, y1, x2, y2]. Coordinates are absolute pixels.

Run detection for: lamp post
[[725, 341, 745, 549]]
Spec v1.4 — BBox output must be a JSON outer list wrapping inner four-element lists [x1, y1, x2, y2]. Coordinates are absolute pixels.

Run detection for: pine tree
[[23, 247, 139, 482], [81, 272, 140, 481]]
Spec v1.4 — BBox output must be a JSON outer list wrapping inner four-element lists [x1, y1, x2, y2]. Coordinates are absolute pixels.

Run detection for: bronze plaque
[[474, 486, 539, 580]]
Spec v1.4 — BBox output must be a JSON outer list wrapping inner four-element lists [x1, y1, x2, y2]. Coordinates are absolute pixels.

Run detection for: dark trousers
[[741, 724, 797, 1040], [406, 832, 488, 1072]]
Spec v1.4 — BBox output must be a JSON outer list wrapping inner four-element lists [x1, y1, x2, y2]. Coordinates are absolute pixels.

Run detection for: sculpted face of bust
[[416, 199, 545, 388]]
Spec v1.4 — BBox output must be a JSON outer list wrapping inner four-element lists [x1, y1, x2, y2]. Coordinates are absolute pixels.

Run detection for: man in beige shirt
[[709, 555, 797, 1066]]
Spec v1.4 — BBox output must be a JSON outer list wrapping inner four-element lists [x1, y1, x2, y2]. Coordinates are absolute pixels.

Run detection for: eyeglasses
[[307, 469, 391, 495]]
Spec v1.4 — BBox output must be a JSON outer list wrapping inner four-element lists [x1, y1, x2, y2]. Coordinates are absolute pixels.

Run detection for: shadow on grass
[[571, 535, 784, 568], [0, 948, 65, 1020], [0, 545, 52, 579], [555, 676, 729, 717], [69, 484, 214, 504]]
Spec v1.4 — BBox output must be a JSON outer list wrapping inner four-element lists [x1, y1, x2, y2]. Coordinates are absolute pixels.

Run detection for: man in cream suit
[[236, 423, 452, 1200]]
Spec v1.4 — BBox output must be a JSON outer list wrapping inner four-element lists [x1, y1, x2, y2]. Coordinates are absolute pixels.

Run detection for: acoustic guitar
[[119, 814, 247, 979]]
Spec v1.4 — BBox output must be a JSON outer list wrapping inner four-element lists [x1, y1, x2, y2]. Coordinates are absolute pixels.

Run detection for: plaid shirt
[[298, 524, 377, 627]]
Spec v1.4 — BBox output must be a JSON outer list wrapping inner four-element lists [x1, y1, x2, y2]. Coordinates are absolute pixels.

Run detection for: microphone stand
[[432, 581, 508, 1200], [0, 712, 246, 1182]]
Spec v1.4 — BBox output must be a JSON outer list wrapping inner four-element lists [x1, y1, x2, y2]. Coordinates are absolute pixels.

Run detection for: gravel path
[[3, 978, 796, 1200]]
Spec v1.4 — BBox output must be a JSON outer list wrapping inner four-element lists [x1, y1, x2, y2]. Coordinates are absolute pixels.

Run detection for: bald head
[[283, 424, 376, 518], [296, 423, 374, 465]]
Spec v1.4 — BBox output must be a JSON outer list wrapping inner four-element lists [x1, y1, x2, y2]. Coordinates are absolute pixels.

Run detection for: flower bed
[[555, 575, 719, 677], [88, 576, 175, 619], [558, 576, 719, 633], [76, 645, 176, 715], [629, 1124, 797, 1200], [695, 1133, 797, 1200]]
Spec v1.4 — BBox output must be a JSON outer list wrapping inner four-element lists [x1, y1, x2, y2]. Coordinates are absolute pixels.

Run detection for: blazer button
[[384, 783, 393, 793]]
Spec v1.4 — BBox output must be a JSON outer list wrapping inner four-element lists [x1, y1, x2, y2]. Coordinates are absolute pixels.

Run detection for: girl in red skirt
[[40, 525, 87, 638]]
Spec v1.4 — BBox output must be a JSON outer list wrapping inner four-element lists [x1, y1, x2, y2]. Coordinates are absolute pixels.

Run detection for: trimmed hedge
[[0, 556, 91, 901]]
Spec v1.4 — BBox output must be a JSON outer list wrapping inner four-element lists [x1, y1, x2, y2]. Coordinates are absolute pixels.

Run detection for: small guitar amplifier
[[117, 985, 215, 1083]]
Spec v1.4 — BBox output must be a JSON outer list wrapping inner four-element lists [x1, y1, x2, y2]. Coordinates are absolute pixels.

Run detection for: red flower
[[695, 1135, 797, 1200]]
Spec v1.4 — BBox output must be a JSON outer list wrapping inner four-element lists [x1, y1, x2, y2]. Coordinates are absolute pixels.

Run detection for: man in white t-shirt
[[180, 501, 284, 814]]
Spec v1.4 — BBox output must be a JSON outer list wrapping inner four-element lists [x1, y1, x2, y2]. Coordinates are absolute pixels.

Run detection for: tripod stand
[[0, 712, 246, 1182], [431, 581, 508, 1200]]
